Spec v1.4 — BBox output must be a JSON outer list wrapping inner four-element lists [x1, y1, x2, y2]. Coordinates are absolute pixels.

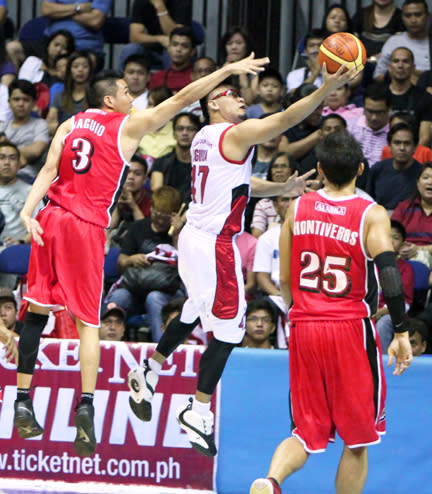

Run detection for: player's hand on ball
[[322, 63, 359, 90]]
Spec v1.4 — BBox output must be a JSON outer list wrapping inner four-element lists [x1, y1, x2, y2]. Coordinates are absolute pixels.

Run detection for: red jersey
[[48, 109, 130, 228], [289, 190, 378, 321]]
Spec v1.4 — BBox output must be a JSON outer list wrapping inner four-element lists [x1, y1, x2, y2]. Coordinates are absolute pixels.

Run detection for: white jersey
[[186, 122, 254, 235]]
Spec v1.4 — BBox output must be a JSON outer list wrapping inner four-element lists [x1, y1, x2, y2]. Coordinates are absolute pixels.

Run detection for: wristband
[[157, 10, 168, 16]]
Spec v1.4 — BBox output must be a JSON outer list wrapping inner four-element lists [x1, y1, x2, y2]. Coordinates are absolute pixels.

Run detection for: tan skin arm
[[129, 23, 168, 48], [222, 65, 357, 162], [256, 271, 280, 296], [73, 9, 106, 31], [150, 170, 164, 191], [365, 204, 413, 375], [279, 129, 321, 160], [20, 120, 71, 246], [19, 141, 49, 165], [41, 1, 92, 17], [151, 0, 178, 34], [121, 54, 270, 155], [418, 120, 431, 147], [279, 199, 296, 308]]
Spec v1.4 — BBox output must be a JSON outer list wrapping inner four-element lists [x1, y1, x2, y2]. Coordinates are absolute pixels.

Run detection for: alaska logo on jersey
[[314, 201, 346, 215]]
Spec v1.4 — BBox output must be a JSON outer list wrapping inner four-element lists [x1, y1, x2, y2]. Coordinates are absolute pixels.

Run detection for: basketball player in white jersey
[[128, 63, 357, 457]]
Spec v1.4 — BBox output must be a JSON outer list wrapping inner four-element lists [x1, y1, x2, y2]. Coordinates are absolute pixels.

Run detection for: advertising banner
[[0, 340, 218, 492]]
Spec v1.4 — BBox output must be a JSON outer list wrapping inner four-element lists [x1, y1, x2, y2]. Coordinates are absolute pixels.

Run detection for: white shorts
[[178, 223, 246, 344]]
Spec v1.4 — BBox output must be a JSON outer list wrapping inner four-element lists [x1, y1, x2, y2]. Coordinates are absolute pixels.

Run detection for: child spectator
[[246, 67, 284, 119]]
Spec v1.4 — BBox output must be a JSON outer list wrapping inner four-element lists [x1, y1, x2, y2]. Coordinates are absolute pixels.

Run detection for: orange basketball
[[318, 32, 366, 74]]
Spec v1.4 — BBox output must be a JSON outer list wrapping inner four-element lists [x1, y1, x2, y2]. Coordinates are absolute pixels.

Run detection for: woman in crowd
[[392, 163, 432, 269], [320, 3, 352, 36], [251, 152, 296, 238], [46, 50, 93, 135]]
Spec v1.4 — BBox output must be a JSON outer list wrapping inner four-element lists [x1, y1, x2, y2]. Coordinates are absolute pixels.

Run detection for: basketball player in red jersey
[[128, 64, 358, 457], [13, 54, 271, 457], [250, 131, 412, 494]]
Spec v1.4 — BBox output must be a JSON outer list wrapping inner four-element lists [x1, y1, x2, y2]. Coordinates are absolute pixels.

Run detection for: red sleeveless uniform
[[25, 110, 129, 326], [287, 190, 386, 453]]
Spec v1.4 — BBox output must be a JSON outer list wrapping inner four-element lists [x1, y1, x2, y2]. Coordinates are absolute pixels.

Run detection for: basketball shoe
[[250, 478, 281, 494], [14, 398, 43, 438], [176, 398, 217, 457], [128, 359, 158, 421], [74, 402, 96, 457]]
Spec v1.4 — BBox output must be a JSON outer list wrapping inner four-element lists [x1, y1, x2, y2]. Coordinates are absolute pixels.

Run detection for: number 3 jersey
[[48, 109, 130, 228], [186, 122, 254, 236], [289, 189, 379, 321]]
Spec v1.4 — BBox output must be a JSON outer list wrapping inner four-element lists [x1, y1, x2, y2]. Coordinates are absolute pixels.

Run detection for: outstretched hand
[[1, 329, 18, 364], [321, 63, 360, 91], [229, 52, 270, 76], [21, 213, 44, 246], [281, 169, 316, 197], [387, 332, 413, 376]]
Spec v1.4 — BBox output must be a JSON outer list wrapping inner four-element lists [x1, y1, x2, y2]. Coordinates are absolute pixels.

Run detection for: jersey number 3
[[191, 165, 209, 203], [71, 138, 94, 174], [299, 250, 352, 297]]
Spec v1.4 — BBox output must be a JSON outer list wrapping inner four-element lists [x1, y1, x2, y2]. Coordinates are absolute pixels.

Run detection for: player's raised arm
[[365, 204, 413, 375], [124, 53, 270, 140], [223, 64, 357, 158]]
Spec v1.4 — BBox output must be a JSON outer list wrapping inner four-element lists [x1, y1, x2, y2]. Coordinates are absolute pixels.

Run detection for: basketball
[[318, 32, 366, 74]]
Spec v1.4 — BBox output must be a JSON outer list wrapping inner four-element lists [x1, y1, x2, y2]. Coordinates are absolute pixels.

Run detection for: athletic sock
[[192, 398, 211, 416], [147, 357, 162, 375], [16, 388, 30, 402], [268, 477, 280, 488], [80, 393, 94, 406]]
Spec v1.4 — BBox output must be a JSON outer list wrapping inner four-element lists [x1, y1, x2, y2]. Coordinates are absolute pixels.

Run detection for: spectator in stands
[[0, 27, 16, 87], [252, 127, 282, 179], [109, 154, 151, 249], [182, 56, 217, 119], [251, 152, 296, 238], [150, 111, 200, 205], [18, 30, 75, 87], [104, 186, 184, 343], [387, 47, 432, 146], [49, 53, 69, 105], [366, 122, 422, 211], [123, 54, 150, 112], [137, 86, 176, 167], [321, 84, 364, 123], [120, 0, 193, 70], [352, 0, 404, 62], [99, 305, 126, 341], [321, 4, 352, 36], [286, 29, 325, 94], [161, 297, 207, 345], [347, 82, 391, 167], [253, 193, 293, 297], [148, 26, 195, 93], [381, 111, 432, 163], [408, 319, 429, 355], [241, 299, 276, 349], [46, 50, 93, 135], [374, 220, 414, 352], [220, 26, 257, 105], [392, 162, 432, 268], [0, 286, 22, 336], [246, 67, 284, 119], [0, 80, 49, 182], [374, 0, 430, 82], [41, 0, 112, 71], [280, 83, 323, 163]]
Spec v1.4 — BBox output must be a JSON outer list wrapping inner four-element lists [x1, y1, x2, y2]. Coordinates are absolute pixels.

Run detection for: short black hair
[[407, 318, 429, 341], [390, 219, 407, 240], [364, 82, 392, 107], [316, 130, 364, 186], [305, 28, 326, 44], [173, 111, 201, 131], [258, 67, 283, 85], [87, 70, 122, 108], [246, 298, 276, 324], [123, 54, 150, 72], [8, 79, 37, 100], [0, 140, 20, 158], [387, 122, 417, 145], [130, 153, 148, 173], [319, 113, 347, 129], [291, 83, 318, 103], [402, 0, 428, 11], [169, 26, 195, 46]]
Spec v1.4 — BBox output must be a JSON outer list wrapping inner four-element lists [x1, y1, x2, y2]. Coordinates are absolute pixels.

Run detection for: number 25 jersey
[[48, 109, 130, 228], [289, 190, 378, 321]]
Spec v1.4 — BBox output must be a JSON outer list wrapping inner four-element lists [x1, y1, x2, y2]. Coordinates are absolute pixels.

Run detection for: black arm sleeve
[[374, 251, 408, 333]]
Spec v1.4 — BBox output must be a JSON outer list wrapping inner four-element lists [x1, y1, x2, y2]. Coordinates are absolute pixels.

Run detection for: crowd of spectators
[[0, 0, 431, 357]]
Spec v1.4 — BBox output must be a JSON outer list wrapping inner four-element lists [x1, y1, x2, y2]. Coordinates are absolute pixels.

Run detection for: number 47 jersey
[[289, 190, 379, 321], [48, 109, 130, 228]]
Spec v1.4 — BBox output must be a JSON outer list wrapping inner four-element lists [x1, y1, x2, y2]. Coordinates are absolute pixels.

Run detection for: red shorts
[[289, 318, 386, 453], [24, 204, 106, 327]]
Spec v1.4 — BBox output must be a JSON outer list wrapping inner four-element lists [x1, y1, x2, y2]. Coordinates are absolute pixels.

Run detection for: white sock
[[148, 358, 162, 375], [192, 398, 211, 416]]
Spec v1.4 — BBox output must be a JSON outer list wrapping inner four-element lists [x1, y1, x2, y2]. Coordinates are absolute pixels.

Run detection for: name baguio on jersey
[[289, 190, 379, 321], [186, 123, 254, 236], [48, 109, 130, 228]]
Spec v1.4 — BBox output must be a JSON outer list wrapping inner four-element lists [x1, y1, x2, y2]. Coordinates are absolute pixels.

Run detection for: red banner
[[0, 340, 218, 492]]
